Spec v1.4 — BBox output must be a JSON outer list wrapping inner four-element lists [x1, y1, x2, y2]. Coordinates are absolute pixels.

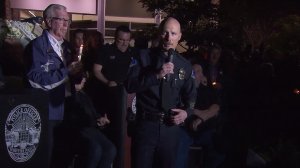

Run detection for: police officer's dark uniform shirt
[[95, 43, 135, 84], [192, 83, 220, 130], [126, 47, 196, 117]]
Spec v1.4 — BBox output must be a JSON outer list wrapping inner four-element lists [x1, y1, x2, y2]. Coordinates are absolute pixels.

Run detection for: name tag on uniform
[[109, 55, 116, 60]]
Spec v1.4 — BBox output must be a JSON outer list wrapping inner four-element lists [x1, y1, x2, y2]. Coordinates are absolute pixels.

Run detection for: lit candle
[[78, 44, 83, 61], [293, 88, 300, 95]]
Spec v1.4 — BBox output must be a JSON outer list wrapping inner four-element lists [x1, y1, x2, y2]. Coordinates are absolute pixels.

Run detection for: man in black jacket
[[125, 17, 196, 168]]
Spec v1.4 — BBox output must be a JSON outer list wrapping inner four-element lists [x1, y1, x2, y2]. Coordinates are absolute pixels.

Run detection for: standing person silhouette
[[125, 17, 196, 168], [24, 4, 81, 167], [93, 25, 137, 168]]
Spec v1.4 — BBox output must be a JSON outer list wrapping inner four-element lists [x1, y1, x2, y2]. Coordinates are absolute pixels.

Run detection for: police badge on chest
[[179, 68, 186, 80]]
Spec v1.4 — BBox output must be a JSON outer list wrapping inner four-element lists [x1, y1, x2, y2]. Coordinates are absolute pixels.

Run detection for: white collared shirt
[[45, 31, 71, 97], [46, 31, 64, 62]]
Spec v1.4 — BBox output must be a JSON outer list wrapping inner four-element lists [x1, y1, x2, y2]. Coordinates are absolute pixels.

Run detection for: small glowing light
[[293, 88, 300, 95], [212, 82, 217, 86]]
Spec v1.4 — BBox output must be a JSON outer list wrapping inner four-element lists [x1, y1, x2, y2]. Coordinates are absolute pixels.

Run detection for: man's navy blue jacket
[[25, 30, 72, 120]]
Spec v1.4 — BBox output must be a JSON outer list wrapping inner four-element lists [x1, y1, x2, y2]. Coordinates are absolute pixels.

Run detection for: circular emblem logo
[[5, 104, 42, 162]]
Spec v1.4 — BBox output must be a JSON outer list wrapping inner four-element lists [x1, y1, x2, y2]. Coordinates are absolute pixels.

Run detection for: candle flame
[[294, 88, 300, 95], [79, 45, 83, 54]]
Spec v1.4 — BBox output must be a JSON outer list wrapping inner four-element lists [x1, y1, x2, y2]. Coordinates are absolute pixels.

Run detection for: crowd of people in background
[[0, 3, 299, 168]]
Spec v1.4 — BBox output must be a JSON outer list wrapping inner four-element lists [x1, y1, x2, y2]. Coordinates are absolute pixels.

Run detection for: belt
[[140, 112, 166, 123]]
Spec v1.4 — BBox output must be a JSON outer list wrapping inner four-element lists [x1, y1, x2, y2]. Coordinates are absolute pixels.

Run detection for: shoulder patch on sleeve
[[129, 57, 138, 67]]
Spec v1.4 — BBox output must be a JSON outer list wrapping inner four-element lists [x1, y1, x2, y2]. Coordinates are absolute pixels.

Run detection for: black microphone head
[[166, 48, 175, 81], [168, 48, 175, 63], [168, 48, 175, 56]]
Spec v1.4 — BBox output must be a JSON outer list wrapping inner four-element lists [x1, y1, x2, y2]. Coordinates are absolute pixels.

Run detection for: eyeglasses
[[51, 17, 72, 25]]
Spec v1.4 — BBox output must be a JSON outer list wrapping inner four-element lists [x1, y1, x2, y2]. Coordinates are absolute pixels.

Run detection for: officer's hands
[[68, 61, 82, 75], [191, 118, 203, 131], [170, 108, 187, 125], [157, 62, 174, 79], [97, 114, 110, 127], [107, 81, 118, 87]]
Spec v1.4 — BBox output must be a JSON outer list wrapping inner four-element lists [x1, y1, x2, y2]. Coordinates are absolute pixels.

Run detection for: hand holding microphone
[[166, 48, 174, 81], [157, 48, 175, 80]]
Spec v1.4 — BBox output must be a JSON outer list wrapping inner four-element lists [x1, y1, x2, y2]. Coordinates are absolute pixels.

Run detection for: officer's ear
[[178, 32, 182, 41]]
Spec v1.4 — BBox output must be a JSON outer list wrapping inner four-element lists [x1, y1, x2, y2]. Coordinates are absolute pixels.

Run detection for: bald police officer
[[125, 17, 196, 168]]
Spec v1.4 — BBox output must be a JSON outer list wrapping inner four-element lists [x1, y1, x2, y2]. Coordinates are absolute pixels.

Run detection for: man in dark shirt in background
[[93, 25, 136, 168], [176, 63, 225, 168]]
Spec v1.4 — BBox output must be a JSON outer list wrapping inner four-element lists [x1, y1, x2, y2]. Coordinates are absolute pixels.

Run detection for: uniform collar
[[47, 30, 64, 46]]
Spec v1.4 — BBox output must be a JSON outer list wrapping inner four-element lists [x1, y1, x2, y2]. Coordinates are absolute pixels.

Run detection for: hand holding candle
[[78, 44, 83, 61]]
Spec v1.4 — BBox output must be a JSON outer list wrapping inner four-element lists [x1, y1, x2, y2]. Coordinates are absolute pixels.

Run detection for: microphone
[[166, 48, 175, 81]]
